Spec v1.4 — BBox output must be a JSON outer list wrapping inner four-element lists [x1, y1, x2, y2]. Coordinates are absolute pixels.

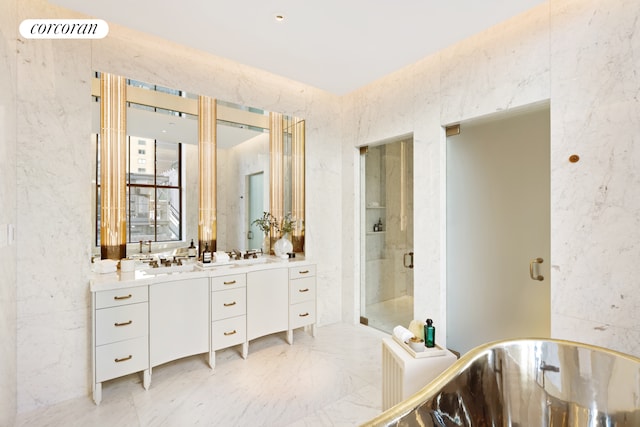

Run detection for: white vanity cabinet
[[92, 286, 150, 405], [149, 277, 209, 369], [287, 264, 317, 343], [247, 268, 289, 343], [210, 273, 248, 368], [90, 259, 316, 403]]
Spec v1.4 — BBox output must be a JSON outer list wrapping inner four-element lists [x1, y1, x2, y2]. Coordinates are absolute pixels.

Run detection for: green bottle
[[424, 318, 435, 348]]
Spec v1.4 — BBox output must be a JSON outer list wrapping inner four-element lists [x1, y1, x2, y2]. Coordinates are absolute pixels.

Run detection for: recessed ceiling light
[[275, 14, 285, 22]]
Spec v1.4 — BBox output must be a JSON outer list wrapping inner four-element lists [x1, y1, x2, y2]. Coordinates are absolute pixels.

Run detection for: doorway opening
[[360, 137, 414, 333], [246, 171, 264, 250]]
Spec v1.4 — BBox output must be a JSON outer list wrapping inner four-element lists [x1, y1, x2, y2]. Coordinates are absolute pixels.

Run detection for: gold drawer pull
[[299, 312, 310, 317], [114, 355, 132, 363], [298, 270, 310, 274], [223, 280, 237, 285], [224, 330, 237, 336], [223, 301, 237, 307], [114, 320, 133, 327], [298, 288, 310, 293], [114, 294, 132, 300]]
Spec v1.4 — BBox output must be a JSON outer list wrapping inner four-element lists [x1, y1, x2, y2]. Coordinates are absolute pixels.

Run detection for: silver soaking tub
[[362, 338, 640, 426]]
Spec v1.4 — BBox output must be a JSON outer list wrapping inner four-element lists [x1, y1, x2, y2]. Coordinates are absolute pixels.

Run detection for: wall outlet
[[0, 224, 15, 247]]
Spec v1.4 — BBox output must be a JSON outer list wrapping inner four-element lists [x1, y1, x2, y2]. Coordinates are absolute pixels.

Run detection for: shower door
[[360, 139, 414, 333]]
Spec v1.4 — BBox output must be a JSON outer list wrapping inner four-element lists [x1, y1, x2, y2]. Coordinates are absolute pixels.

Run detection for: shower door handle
[[529, 257, 544, 281], [403, 252, 414, 269]]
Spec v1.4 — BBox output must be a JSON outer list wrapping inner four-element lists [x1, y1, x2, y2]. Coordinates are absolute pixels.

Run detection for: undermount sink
[[230, 257, 273, 266], [141, 263, 196, 274]]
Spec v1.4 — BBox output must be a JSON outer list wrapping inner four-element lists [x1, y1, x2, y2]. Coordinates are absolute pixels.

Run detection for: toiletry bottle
[[378, 218, 383, 232], [424, 318, 435, 348], [203, 243, 211, 263], [188, 239, 197, 258]]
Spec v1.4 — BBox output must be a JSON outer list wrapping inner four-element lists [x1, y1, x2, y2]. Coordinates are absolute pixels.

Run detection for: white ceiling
[[50, 0, 545, 95]]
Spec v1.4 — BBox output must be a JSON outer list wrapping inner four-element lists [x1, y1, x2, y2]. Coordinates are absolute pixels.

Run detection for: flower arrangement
[[252, 211, 276, 234], [277, 213, 294, 236], [252, 212, 296, 237]]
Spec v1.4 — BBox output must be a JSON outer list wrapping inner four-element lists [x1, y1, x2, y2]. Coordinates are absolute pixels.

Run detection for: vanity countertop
[[89, 255, 313, 292]]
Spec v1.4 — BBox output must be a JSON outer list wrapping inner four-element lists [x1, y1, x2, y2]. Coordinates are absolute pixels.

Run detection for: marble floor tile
[[15, 323, 390, 427], [364, 295, 414, 334]]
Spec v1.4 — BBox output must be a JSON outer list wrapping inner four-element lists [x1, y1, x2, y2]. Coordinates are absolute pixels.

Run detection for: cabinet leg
[[311, 323, 316, 338], [208, 351, 215, 369], [286, 329, 293, 345], [143, 369, 151, 390], [93, 382, 102, 405], [242, 342, 248, 359]]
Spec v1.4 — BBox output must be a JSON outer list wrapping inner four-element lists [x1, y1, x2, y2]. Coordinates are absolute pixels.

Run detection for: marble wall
[[549, 0, 640, 355], [344, 0, 640, 358], [0, 0, 18, 424]]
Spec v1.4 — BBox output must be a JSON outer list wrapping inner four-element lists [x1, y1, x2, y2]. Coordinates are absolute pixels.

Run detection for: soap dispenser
[[424, 318, 435, 348], [188, 239, 197, 258], [202, 242, 212, 263]]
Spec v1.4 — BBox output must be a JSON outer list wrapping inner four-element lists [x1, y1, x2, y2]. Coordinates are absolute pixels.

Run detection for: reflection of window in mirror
[[94, 135, 184, 245]]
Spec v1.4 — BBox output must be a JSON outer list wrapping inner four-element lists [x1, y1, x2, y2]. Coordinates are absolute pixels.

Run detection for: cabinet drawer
[[95, 286, 148, 309], [289, 300, 316, 329], [95, 335, 148, 382], [95, 302, 148, 346], [289, 277, 316, 305], [211, 287, 246, 321], [211, 274, 246, 292], [289, 264, 316, 280], [212, 316, 246, 351]]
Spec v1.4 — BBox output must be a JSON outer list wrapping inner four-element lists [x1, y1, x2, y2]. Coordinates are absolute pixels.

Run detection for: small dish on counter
[[408, 337, 425, 352]]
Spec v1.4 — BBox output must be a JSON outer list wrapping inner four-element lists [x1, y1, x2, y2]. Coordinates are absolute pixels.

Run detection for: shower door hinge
[[359, 146, 369, 155], [360, 316, 369, 325], [446, 124, 461, 137]]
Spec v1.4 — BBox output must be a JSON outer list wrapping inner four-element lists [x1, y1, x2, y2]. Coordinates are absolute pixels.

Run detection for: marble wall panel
[[0, 0, 18, 424], [550, 0, 640, 353], [15, 0, 93, 410], [439, 4, 550, 125]]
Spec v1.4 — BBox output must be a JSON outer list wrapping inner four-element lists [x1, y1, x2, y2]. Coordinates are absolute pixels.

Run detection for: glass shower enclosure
[[360, 138, 414, 333]]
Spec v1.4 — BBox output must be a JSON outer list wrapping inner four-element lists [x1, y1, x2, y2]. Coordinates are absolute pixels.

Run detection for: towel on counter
[[392, 325, 414, 342], [92, 259, 117, 274], [214, 251, 230, 263]]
